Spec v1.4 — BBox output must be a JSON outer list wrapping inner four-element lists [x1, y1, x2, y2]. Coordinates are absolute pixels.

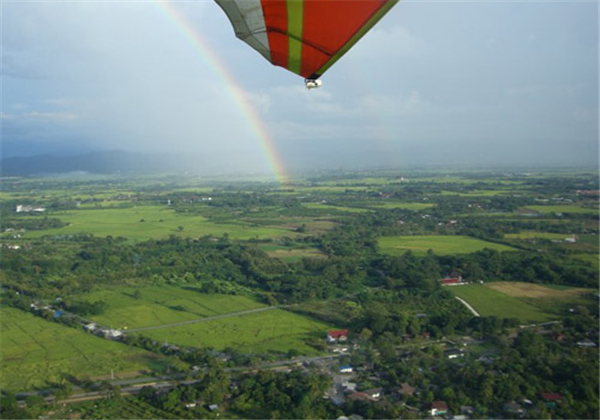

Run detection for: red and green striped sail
[[215, 0, 399, 79]]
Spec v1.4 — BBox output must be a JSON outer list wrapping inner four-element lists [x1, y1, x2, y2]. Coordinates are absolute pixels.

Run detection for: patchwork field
[[0, 308, 166, 391], [440, 190, 511, 197], [449, 284, 552, 323], [302, 203, 371, 213], [519, 205, 599, 215], [504, 231, 575, 240], [450, 281, 597, 323], [141, 308, 334, 355], [485, 281, 593, 299], [82, 285, 265, 329], [378, 235, 516, 256], [18, 206, 296, 241], [368, 202, 435, 211], [485, 281, 596, 315]]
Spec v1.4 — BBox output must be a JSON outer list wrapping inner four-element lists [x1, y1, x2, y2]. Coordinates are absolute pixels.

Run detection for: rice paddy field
[[367, 202, 436, 211], [450, 281, 596, 323], [378, 235, 516, 256], [504, 231, 575, 240], [519, 205, 599, 215], [439, 190, 512, 197], [301, 203, 371, 213], [0, 308, 166, 391], [81, 285, 266, 329], [17, 205, 297, 242], [449, 284, 552, 323], [141, 308, 334, 355]]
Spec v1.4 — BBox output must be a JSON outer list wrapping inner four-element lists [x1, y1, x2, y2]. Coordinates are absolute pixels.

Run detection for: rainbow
[[154, 0, 289, 185]]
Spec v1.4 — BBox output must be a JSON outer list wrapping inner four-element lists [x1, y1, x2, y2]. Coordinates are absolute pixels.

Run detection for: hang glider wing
[[215, 0, 399, 80]]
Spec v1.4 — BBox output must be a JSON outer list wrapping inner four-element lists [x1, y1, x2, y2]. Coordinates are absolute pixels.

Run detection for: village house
[[362, 387, 383, 400], [16, 205, 46, 213], [84, 323, 97, 332], [339, 365, 353, 374], [397, 382, 415, 397], [438, 275, 464, 286], [341, 381, 357, 392], [429, 400, 448, 416], [503, 401, 526, 417], [347, 392, 377, 403], [576, 339, 596, 348], [327, 329, 349, 343], [444, 348, 464, 359], [540, 392, 562, 408]]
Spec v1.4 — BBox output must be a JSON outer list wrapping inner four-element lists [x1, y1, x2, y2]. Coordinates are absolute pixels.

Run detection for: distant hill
[[0, 150, 199, 176]]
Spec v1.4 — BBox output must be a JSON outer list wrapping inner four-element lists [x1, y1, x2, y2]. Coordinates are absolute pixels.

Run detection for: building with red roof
[[327, 329, 349, 343]]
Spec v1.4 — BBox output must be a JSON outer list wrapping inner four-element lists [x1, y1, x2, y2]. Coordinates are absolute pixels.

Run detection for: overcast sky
[[1, 0, 598, 174]]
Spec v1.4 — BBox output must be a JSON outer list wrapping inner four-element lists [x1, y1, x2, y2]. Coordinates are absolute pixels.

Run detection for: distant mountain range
[[0, 150, 199, 176]]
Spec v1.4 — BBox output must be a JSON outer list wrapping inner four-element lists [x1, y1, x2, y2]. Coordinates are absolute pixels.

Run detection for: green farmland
[[368, 202, 435, 211], [378, 235, 516, 256], [0, 308, 167, 391], [519, 205, 599, 215], [18, 206, 296, 242], [82, 285, 265, 329], [301, 203, 370, 213], [504, 231, 575, 240], [141, 308, 334, 355], [258, 244, 324, 262], [450, 284, 552, 323]]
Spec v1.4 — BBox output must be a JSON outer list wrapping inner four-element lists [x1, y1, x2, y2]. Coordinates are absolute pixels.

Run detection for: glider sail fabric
[[215, 0, 399, 79]]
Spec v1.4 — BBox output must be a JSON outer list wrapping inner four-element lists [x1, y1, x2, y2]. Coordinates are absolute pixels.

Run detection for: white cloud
[[1, 111, 79, 121], [361, 90, 424, 116]]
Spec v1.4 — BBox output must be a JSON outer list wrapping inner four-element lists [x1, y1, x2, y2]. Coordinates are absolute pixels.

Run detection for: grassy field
[[368, 202, 435, 211], [17, 206, 296, 242], [572, 253, 600, 269], [485, 281, 592, 299], [485, 281, 597, 316], [82, 285, 266, 329], [439, 190, 511, 197], [450, 284, 552, 323], [519, 205, 599, 215], [302, 203, 371, 213], [141, 308, 334, 355], [258, 244, 324, 262], [0, 308, 167, 391], [295, 186, 372, 193], [504, 231, 575, 240], [378, 235, 516, 256]]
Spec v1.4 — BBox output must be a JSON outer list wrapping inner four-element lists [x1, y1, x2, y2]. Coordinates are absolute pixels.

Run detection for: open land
[[140, 308, 334, 355], [449, 284, 553, 323], [0, 308, 170, 391], [1, 170, 598, 416], [378, 235, 516, 255], [16, 206, 298, 242], [81, 285, 266, 329]]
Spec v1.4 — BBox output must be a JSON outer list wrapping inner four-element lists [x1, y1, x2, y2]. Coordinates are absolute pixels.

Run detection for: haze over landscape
[[2, 0, 598, 175]]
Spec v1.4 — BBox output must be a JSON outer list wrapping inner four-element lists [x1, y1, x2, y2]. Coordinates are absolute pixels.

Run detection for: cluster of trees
[[134, 366, 338, 419], [0, 216, 67, 232]]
